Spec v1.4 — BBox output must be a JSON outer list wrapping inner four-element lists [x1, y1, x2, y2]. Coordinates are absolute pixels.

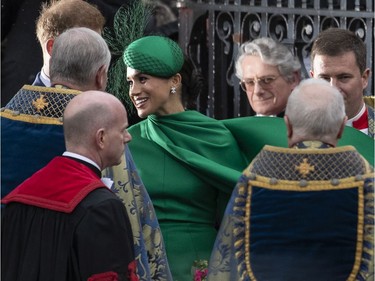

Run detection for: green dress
[[128, 111, 247, 281], [129, 113, 374, 281]]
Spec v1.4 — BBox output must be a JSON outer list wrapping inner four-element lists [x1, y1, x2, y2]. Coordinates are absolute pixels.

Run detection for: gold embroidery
[[238, 185, 246, 195], [295, 158, 315, 178], [32, 95, 49, 112]]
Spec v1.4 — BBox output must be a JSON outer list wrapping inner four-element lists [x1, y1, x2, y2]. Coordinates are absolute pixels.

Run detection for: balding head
[[63, 91, 132, 169], [285, 78, 347, 147]]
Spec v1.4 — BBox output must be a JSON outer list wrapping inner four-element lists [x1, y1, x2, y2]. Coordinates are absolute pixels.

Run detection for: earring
[[171, 87, 176, 94]]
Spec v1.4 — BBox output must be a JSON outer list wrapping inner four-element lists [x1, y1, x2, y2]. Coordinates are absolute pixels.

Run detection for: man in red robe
[[2, 91, 138, 281]]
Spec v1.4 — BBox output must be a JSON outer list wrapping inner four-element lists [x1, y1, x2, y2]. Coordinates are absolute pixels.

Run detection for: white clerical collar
[[40, 68, 51, 87], [346, 103, 366, 126], [62, 151, 114, 189], [346, 103, 368, 135], [62, 151, 101, 171]]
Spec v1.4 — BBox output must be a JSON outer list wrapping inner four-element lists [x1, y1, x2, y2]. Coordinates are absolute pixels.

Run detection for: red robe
[[2, 156, 138, 281]]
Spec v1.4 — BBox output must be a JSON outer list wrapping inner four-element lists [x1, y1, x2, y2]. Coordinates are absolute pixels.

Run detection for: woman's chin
[[136, 109, 149, 119]]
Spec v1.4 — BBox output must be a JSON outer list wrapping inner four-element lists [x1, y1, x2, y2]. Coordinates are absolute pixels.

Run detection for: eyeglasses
[[240, 75, 281, 92]]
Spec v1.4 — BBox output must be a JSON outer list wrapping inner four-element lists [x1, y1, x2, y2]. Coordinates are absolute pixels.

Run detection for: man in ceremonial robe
[[1, 25, 172, 281], [1, 27, 111, 199], [208, 78, 374, 281], [2, 91, 138, 281]]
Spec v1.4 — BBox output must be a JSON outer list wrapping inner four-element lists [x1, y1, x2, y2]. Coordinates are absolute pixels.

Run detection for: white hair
[[285, 78, 346, 139], [235, 37, 301, 82], [50, 27, 111, 86]]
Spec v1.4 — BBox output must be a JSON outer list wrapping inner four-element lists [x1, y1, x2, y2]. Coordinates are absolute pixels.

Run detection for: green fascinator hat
[[123, 35, 184, 78]]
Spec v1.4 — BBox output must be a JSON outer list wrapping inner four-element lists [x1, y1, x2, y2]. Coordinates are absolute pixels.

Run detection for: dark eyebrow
[[127, 71, 143, 79], [337, 73, 354, 77], [318, 72, 353, 77]]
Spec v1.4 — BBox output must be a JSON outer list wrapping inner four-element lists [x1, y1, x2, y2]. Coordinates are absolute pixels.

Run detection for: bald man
[[2, 91, 139, 281], [208, 79, 374, 281], [1, 27, 172, 281]]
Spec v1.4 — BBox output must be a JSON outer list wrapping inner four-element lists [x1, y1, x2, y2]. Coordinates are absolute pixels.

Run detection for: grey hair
[[235, 37, 301, 82], [285, 78, 346, 139], [50, 27, 111, 86]]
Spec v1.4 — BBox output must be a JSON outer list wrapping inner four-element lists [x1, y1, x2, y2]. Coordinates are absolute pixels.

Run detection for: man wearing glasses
[[235, 37, 302, 117]]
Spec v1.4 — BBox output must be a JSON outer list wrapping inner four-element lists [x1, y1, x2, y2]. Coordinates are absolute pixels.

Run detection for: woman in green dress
[[110, 34, 375, 281], [123, 35, 248, 281]]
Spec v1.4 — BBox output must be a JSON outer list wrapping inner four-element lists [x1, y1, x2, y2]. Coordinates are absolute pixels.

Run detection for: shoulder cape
[[2, 156, 104, 213]]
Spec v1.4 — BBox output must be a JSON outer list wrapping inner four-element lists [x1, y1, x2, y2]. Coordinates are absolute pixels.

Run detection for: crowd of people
[[1, 1, 374, 281], [1, 1, 171, 280], [209, 78, 374, 281]]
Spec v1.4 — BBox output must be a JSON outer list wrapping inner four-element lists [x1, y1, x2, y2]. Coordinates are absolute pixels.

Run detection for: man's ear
[[96, 128, 106, 149], [284, 115, 293, 138], [46, 39, 54, 56], [309, 69, 314, 78], [95, 65, 108, 90], [337, 116, 348, 139], [361, 68, 370, 90], [290, 71, 301, 90]]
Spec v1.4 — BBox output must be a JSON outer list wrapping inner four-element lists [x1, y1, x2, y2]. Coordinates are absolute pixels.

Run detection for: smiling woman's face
[[127, 67, 174, 118]]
